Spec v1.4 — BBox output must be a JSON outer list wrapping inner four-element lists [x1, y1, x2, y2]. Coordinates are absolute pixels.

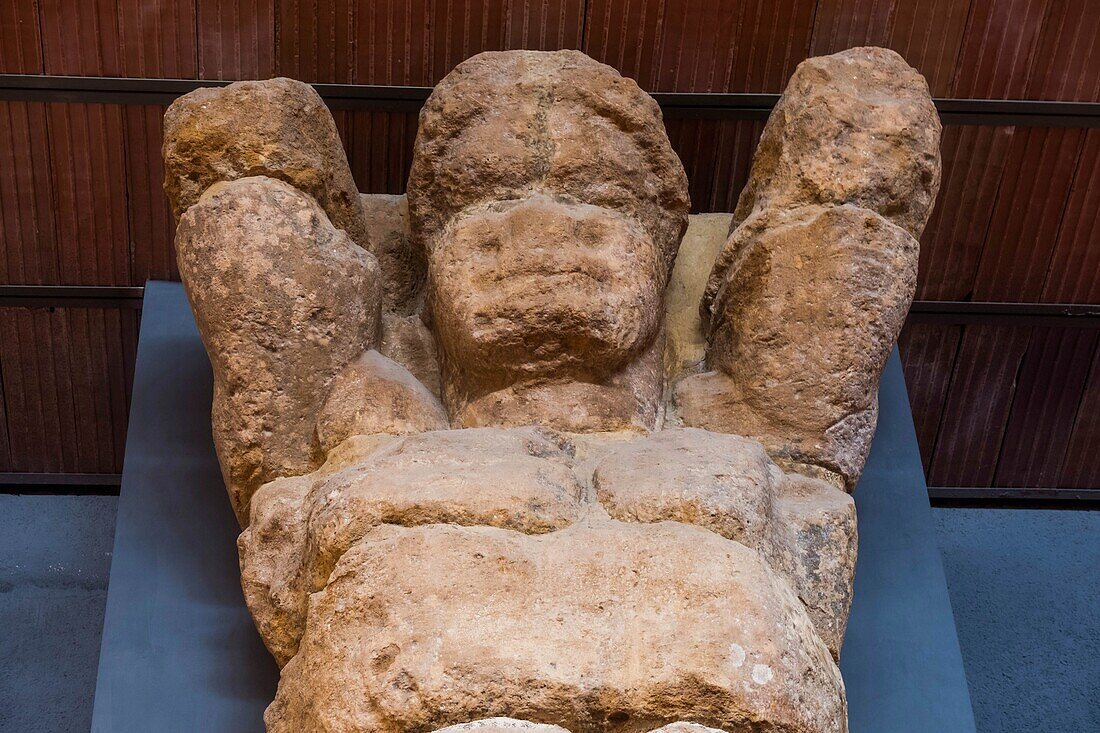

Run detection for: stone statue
[[165, 47, 940, 733]]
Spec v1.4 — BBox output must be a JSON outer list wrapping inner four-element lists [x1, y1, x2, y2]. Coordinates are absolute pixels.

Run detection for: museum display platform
[[90, 281, 978, 732]]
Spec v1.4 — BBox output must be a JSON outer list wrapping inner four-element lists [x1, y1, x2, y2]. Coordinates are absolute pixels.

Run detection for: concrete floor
[[0, 496, 1097, 733]]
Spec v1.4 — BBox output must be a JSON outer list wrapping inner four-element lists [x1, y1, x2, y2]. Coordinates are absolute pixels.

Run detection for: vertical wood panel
[[0, 0, 43, 73], [1042, 129, 1100, 303], [0, 308, 137, 473], [809, 0, 973, 96], [971, 126, 1084, 301], [899, 323, 963, 474], [125, 105, 178, 282], [950, 0, 1050, 98], [45, 102, 132, 285], [0, 102, 60, 285], [583, 0, 667, 86], [584, 0, 815, 93], [1058, 344, 1100, 488], [994, 327, 1098, 487], [1024, 0, 1100, 101], [196, 0, 275, 79], [277, 0, 357, 82], [916, 125, 1015, 300], [116, 0, 199, 77], [929, 325, 1031, 487], [667, 118, 763, 213]]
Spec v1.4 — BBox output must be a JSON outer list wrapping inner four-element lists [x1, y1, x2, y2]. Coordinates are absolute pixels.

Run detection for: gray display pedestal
[[91, 281, 977, 732]]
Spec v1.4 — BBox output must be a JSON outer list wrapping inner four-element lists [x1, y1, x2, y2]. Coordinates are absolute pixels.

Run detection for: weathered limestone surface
[[679, 47, 940, 488], [727, 47, 941, 238], [175, 176, 381, 523], [164, 46, 940, 733], [776, 475, 858, 658], [594, 428, 857, 659], [663, 213, 735, 379], [380, 313, 443, 398], [163, 78, 373, 254], [239, 427, 584, 666], [432, 722, 728, 733], [679, 204, 919, 487], [266, 519, 846, 733], [314, 350, 448, 453], [434, 721, 572, 733], [408, 50, 689, 431], [360, 193, 423, 314]]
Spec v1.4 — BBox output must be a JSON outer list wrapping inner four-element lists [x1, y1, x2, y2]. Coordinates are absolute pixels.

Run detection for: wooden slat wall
[[0, 0, 1097, 489]]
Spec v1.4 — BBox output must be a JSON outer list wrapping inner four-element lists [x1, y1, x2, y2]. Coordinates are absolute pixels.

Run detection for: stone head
[[408, 50, 690, 411]]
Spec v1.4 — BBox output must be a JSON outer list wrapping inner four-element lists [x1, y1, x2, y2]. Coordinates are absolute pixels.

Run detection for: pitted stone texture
[[175, 176, 381, 523], [592, 428, 857, 657], [265, 520, 846, 733], [648, 726, 729, 733], [593, 428, 783, 556], [163, 78, 373, 254], [434, 721, 571, 733], [727, 47, 941, 239], [683, 204, 918, 488], [315, 350, 448, 453], [380, 313, 442, 398], [360, 193, 423, 314], [409, 50, 688, 432], [408, 50, 689, 268], [664, 214, 734, 379], [776, 475, 858, 660], [239, 427, 583, 666]]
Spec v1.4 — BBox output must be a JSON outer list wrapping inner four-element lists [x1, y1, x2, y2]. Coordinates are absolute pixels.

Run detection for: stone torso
[[166, 47, 940, 733]]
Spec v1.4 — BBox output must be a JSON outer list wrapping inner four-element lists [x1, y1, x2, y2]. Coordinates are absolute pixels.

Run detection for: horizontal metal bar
[[3, 74, 1100, 126], [0, 472, 122, 495], [928, 486, 1100, 509], [908, 300, 1100, 327], [0, 285, 145, 309]]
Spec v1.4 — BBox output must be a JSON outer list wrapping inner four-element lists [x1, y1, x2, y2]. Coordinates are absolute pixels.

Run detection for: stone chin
[[427, 195, 666, 387]]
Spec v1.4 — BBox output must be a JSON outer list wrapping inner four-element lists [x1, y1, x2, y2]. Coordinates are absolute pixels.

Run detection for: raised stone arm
[[673, 47, 941, 490]]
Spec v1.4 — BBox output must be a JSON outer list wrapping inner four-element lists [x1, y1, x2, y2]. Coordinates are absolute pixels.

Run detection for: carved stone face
[[408, 50, 690, 410], [428, 195, 665, 380]]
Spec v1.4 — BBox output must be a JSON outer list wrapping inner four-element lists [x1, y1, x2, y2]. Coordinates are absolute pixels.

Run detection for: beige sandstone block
[[175, 176, 381, 524], [266, 519, 846, 733], [163, 78, 373, 255]]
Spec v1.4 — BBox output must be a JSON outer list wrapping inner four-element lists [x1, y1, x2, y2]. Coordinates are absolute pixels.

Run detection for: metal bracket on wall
[[2, 74, 1100, 126]]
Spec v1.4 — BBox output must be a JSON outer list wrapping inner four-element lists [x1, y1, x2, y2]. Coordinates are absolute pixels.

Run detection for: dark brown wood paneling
[[1042, 128, 1100, 303], [125, 105, 178, 282], [196, 0, 275, 80], [994, 327, 1098, 487], [276, 0, 358, 82], [667, 118, 763, 213], [39, 1, 132, 286], [810, 0, 973, 96], [950, 0, 1050, 98], [0, 0, 43, 74], [971, 126, 1084, 301], [1024, 0, 1100, 101], [0, 307, 138, 473], [583, 0, 816, 93], [928, 325, 1032, 487], [45, 102, 132, 285], [0, 102, 60, 285], [117, 0, 199, 78], [347, 111, 419, 195], [1058, 343, 1100, 488], [899, 323, 963, 474], [916, 125, 1015, 301]]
